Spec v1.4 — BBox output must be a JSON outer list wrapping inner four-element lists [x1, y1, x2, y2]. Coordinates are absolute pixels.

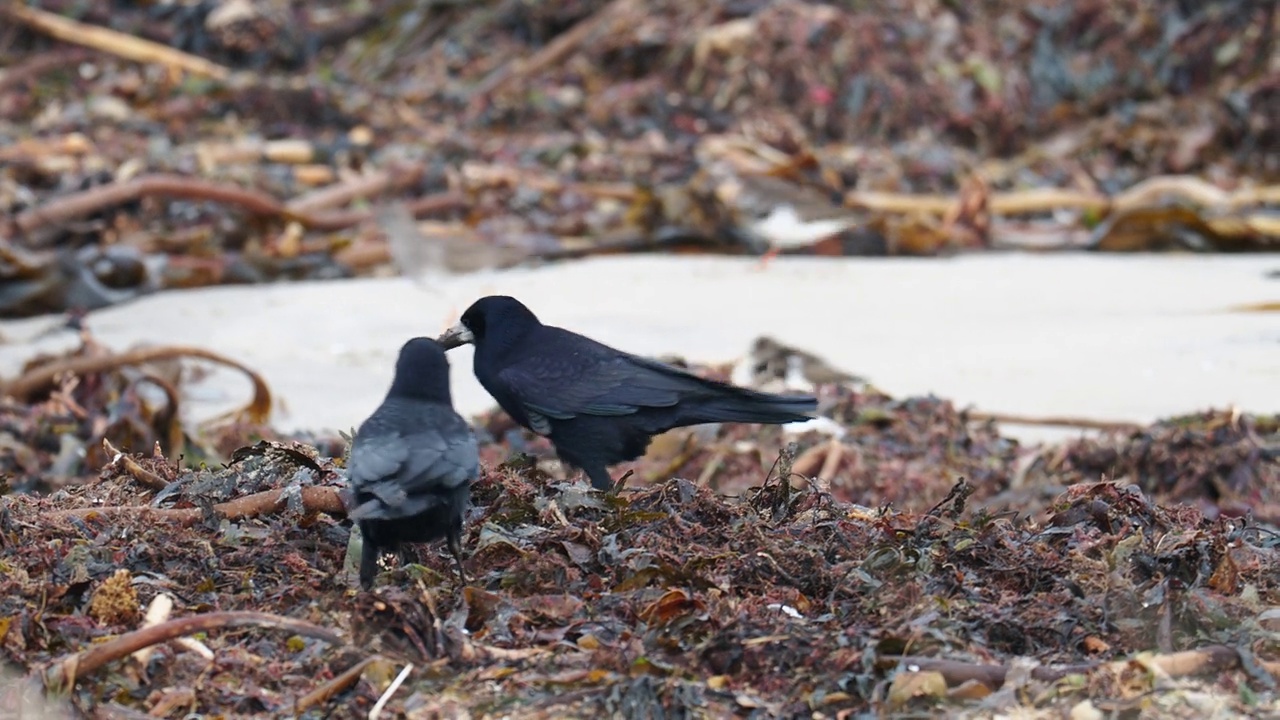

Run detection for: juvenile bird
[[345, 337, 479, 590], [437, 296, 818, 491]]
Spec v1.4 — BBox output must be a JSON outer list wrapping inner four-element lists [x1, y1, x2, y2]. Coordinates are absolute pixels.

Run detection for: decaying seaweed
[[1, 336, 1276, 717]]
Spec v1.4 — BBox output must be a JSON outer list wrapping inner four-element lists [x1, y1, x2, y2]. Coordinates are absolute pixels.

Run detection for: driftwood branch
[[41, 611, 343, 691], [470, 0, 631, 102], [967, 411, 1144, 433], [882, 644, 1250, 690], [8, 170, 453, 239], [295, 655, 382, 713], [0, 46, 97, 92], [101, 438, 169, 490], [2, 4, 231, 80], [51, 485, 347, 527], [284, 165, 424, 215], [845, 177, 1280, 216]]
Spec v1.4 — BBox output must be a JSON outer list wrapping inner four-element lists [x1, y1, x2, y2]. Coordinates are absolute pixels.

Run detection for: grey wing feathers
[[347, 401, 478, 521]]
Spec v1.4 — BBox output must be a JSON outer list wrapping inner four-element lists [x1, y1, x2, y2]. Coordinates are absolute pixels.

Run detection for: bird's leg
[[755, 247, 780, 270], [585, 467, 633, 496], [446, 528, 469, 586], [359, 538, 380, 591], [586, 465, 617, 493], [747, 248, 778, 267]]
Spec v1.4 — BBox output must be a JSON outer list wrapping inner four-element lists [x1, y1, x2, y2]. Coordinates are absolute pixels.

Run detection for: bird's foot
[[447, 534, 469, 587], [452, 559, 470, 587], [755, 248, 780, 270]]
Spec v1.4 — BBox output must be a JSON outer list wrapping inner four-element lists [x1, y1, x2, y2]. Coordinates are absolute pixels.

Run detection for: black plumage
[[437, 296, 817, 491], [345, 337, 479, 590]]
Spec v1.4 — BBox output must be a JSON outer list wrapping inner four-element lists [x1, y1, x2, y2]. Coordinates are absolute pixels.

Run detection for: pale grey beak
[[436, 322, 475, 350]]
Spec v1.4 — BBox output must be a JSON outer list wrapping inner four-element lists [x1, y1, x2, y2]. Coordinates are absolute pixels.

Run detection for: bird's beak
[[436, 322, 474, 350]]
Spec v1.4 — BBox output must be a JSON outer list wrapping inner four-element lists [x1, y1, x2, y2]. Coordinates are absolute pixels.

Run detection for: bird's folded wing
[[500, 353, 702, 420], [347, 431, 411, 488], [398, 427, 480, 492], [350, 426, 476, 491]]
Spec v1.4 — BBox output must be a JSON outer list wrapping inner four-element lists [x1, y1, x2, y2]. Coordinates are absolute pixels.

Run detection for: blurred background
[[0, 0, 1277, 487]]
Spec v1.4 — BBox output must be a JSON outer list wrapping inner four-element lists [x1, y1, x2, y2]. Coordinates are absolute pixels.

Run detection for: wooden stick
[[967, 410, 1143, 433], [0, 46, 96, 92], [470, 0, 631, 101], [790, 440, 833, 479], [9, 174, 464, 239], [368, 663, 413, 720], [882, 644, 1245, 689], [50, 485, 348, 526], [11, 175, 291, 235], [285, 165, 423, 215], [102, 439, 169, 491], [845, 181, 1280, 217], [41, 611, 342, 691], [295, 655, 381, 713], [2, 4, 231, 81]]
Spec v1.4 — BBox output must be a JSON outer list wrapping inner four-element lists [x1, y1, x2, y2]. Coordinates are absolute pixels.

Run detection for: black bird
[[345, 337, 479, 590], [437, 296, 818, 491]]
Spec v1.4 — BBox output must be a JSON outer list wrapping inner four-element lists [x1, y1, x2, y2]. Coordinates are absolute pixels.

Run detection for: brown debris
[[0, 389, 1274, 712], [1, 3, 231, 80], [2, 348, 1276, 716], [87, 568, 139, 626], [49, 483, 347, 527], [2, 0, 1278, 318]]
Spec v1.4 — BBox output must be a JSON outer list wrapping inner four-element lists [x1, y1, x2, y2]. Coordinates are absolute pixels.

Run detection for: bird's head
[[437, 295, 541, 351], [389, 337, 453, 401]]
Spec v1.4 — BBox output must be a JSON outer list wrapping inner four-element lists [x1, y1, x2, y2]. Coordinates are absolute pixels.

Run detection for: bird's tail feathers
[[691, 389, 817, 425]]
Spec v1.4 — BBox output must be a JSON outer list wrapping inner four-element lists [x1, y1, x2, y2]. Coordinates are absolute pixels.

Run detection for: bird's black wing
[[494, 329, 715, 433], [346, 402, 478, 520]]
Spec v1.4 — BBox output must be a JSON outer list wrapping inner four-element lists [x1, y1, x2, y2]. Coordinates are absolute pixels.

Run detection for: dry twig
[[470, 0, 632, 103], [295, 655, 382, 713], [883, 644, 1247, 690], [967, 411, 1143, 433], [846, 178, 1280, 217], [51, 485, 347, 526], [7, 173, 434, 239], [2, 4, 231, 80], [0, 46, 96, 92], [369, 663, 414, 720], [285, 165, 424, 215], [102, 438, 169, 490], [40, 611, 342, 692]]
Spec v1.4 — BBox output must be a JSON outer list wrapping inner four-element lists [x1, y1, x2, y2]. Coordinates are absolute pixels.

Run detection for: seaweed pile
[[1, 337, 1276, 717]]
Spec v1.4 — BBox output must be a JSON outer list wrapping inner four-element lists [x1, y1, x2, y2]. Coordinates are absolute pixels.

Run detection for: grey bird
[[345, 337, 479, 590], [437, 296, 818, 492]]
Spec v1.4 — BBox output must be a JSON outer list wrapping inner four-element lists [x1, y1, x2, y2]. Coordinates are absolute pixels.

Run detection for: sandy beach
[[2, 253, 1276, 442]]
